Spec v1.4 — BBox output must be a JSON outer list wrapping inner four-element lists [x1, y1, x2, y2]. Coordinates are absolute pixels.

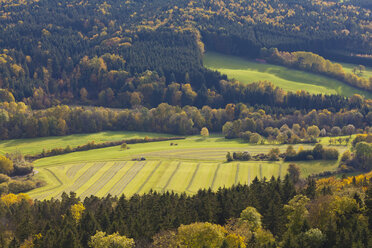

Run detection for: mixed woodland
[[0, 0, 372, 247]]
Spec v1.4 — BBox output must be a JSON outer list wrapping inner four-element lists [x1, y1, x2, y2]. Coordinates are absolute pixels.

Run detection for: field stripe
[[135, 161, 162, 194], [247, 166, 251, 184], [106, 162, 146, 196], [56, 162, 106, 198], [278, 164, 282, 178], [79, 162, 127, 199], [66, 163, 86, 178], [186, 163, 200, 192], [210, 163, 221, 189], [162, 162, 181, 192], [259, 164, 263, 180], [32, 168, 64, 200], [235, 163, 240, 185]]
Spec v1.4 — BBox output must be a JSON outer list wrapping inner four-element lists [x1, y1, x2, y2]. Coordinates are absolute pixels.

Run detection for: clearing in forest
[[204, 52, 372, 99]]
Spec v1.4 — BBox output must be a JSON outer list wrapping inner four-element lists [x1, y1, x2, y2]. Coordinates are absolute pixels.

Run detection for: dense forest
[[0, 172, 372, 248], [0, 0, 371, 104], [0, 0, 372, 247]]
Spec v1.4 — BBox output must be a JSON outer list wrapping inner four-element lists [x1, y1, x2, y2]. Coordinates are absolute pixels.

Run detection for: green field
[[338, 61, 372, 80], [0, 131, 172, 156], [204, 52, 372, 99], [19, 133, 348, 200]]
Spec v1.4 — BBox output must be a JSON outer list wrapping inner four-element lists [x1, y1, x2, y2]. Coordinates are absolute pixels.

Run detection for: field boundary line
[[32, 168, 64, 200], [66, 163, 86, 178], [79, 162, 127, 199], [106, 161, 146, 196], [235, 163, 240, 185], [247, 166, 251, 185], [260, 164, 263, 180], [211, 163, 221, 190], [56, 162, 106, 198], [135, 161, 162, 194], [186, 163, 200, 192], [162, 162, 181, 192]]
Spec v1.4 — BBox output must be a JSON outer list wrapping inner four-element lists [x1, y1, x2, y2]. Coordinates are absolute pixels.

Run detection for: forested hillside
[[0, 0, 371, 104], [1, 1, 372, 247], [1, 172, 372, 247]]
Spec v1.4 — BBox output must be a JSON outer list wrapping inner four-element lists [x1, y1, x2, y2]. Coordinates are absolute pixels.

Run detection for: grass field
[[20, 133, 348, 200], [0, 131, 172, 156], [338, 61, 372, 80], [204, 52, 372, 99]]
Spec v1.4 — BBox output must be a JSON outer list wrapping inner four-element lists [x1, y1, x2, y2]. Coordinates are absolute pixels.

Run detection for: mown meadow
[[204, 52, 372, 98], [14, 132, 348, 200]]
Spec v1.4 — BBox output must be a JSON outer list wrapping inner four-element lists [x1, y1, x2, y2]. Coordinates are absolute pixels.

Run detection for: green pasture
[[337, 61, 372, 80], [22, 133, 348, 200], [33, 135, 337, 167], [0, 131, 171, 156], [203, 52, 372, 99]]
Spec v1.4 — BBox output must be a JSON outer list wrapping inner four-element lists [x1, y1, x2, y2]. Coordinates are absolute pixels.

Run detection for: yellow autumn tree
[[0, 155, 13, 175], [71, 202, 85, 223], [1, 193, 32, 207], [200, 127, 209, 137]]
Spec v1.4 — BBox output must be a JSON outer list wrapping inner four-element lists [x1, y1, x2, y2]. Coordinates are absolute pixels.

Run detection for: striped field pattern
[[7, 132, 346, 200], [28, 160, 289, 200]]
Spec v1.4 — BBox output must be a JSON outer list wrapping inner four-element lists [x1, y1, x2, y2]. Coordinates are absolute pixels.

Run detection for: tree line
[[1, 101, 371, 140], [261, 48, 372, 92], [0, 171, 371, 247]]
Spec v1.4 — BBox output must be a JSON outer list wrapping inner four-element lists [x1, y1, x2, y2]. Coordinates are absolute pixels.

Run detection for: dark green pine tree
[[79, 211, 101, 246], [304, 178, 316, 199], [15, 200, 34, 242], [61, 229, 81, 248], [263, 191, 285, 236], [96, 204, 110, 231], [35, 228, 58, 248], [282, 175, 296, 202]]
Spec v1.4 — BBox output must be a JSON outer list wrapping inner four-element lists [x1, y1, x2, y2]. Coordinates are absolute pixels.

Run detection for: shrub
[[322, 148, 339, 160], [232, 152, 251, 161], [240, 131, 252, 141], [0, 155, 14, 175], [7, 180, 36, 194], [331, 126, 341, 136], [0, 173, 10, 183], [341, 150, 351, 162], [249, 133, 261, 144], [226, 152, 233, 162], [200, 127, 209, 137], [13, 164, 34, 176], [286, 145, 296, 157], [268, 148, 280, 161], [0, 182, 8, 195]]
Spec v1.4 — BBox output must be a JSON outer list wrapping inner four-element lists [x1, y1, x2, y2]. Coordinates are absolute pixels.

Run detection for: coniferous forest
[[0, 0, 372, 247]]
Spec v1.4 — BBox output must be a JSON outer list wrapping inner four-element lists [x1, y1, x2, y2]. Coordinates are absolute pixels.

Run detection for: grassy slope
[[204, 52, 372, 99], [0, 131, 172, 156], [19, 133, 348, 200], [33, 135, 327, 167], [338, 61, 372, 80]]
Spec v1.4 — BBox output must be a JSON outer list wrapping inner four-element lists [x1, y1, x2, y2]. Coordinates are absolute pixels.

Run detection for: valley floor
[[13, 133, 348, 200]]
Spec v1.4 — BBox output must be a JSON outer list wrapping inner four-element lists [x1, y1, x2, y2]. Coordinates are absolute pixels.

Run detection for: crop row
[[31, 161, 286, 200]]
